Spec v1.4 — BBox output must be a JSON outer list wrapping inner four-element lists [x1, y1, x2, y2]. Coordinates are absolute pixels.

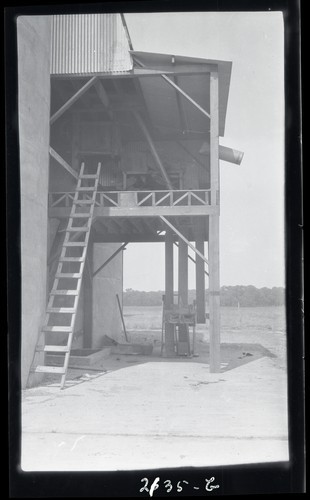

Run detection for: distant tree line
[[123, 286, 285, 307]]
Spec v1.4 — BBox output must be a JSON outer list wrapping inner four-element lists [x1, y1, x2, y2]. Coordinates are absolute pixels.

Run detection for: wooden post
[[83, 240, 93, 348], [178, 238, 189, 344], [164, 230, 175, 356], [196, 240, 206, 323], [209, 70, 221, 372], [178, 238, 188, 307], [165, 230, 174, 307]]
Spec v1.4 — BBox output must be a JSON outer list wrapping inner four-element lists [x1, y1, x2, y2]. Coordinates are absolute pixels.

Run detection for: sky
[[122, 12, 285, 291]]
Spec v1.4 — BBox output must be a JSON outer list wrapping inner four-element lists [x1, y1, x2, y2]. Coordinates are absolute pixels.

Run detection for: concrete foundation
[[18, 16, 51, 388], [92, 243, 123, 347]]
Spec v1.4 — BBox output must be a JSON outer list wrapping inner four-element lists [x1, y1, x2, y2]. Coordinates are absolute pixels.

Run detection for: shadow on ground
[[40, 341, 276, 390]]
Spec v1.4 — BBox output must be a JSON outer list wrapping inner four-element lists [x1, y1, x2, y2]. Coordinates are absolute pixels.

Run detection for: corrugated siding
[[51, 14, 132, 75]]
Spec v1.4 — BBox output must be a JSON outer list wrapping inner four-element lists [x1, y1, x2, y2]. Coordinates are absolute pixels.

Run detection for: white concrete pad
[[21, 357, 289, 471]]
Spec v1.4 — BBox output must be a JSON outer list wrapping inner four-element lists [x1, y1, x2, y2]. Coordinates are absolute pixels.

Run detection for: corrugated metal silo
[[51, 13, 132, 75]]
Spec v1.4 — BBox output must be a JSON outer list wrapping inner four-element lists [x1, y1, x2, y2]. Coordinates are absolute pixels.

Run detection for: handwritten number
[[177, 481, 183, 492], [149, 478, 160, 497], [140, 477, 160, 497], [164, 480, 173, 493], [140, 478, 149, 493]]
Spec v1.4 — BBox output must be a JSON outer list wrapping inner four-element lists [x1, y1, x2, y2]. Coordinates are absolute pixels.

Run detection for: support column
[[178, 238, 188, 307], [165, 230, 174, 307], [196, 240, 206, 323], [164, 230, 175, 356], [178, 238, 188, 343], [209, 70, 221, 372], [209, 216, 220, 371]]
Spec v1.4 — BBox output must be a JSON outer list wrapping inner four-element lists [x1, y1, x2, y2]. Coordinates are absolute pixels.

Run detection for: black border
[[6, 0, 304, 497]]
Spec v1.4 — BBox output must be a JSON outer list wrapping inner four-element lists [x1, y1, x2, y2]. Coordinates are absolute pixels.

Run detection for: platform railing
[[49, 189, 212, 209]]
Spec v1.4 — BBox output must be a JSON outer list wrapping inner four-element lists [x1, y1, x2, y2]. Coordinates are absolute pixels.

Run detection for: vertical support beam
[[164, 230, 175, 356], [196, 240, 206, 323], [178, 238, 189, 344], [210, 71, 219, 206], [165, 230, 174, 307], [178, 238, 188, 307], [209, 70, 221, 372], [83, 240, 93, 348], [71, 111, 80, 173]]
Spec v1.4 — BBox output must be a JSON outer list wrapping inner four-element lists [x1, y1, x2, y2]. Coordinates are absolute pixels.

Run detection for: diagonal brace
[[50, 76, 98, 125], [160, 216, 209, 266], [133, 110, 173, 190], [93, 242, 128, 277], [49, 147, 78, 180], [174, 241, 209, 276], [161, 74, 210, 120], [133, 56, 210, 120]]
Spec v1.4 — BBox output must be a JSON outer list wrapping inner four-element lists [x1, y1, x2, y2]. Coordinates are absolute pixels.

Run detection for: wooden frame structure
[[46, 37, 243, 374]]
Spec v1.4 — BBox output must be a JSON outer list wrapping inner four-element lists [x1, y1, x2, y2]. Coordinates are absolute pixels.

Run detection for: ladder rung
[[63, 242, 87, 247], [80, 174, 98, 179], [73, 199, 95, 205], [34, 365, 66, 374], [77, 186, 96, 191], [70, 213, 91, 218], [55, 273, 82, 278], [43, 326, 72, 332], [50, 289, 79, 295], [47, 307, 77, 313], [67, 227, 89, 232], [37, 345, 69, 353], [59, 257, 85, 262]]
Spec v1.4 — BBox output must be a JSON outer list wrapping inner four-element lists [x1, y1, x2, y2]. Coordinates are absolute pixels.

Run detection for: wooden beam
[[50, 205, 218, 218], [164, 230, 175, 356], [209, 215, 220, 371], [128, 218, 143, 233], [49, 147, 78, 180], [51, 68, 215, 82], [111, 218, 125, 232], [174, 241, 209, 276], [131, 54, 217, 76], [176, 141, 207, 171], [93, 79, 113, 119], [92, 242, 127, 277], [174, 74, 189, 133], [50, 76, 98, 125], [165, 230, 174, 307], [210, 72, 220, 206], [132, 110, 173, 190], [161, 74, 210, 120], [132, 55, 210, 121], [196, 240, 206, 323], [92, 234, 165, 243], [160, 216, 209, 266], [116, 293, 129, 342], [132, 77, 154, 132], [178, 239, 188, 307], [209, 70, 221, 372]]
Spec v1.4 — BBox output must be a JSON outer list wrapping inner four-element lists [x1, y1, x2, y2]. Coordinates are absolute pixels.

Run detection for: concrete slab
[[21, 356, 288, 471]]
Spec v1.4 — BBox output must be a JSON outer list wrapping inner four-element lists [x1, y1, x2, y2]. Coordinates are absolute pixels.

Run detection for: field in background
[[123, 305, 286, 332], [123, 305, 287, 371]]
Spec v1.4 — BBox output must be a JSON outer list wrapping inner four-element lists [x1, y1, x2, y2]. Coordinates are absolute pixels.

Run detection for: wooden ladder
[[29, 162, 101, 389]]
